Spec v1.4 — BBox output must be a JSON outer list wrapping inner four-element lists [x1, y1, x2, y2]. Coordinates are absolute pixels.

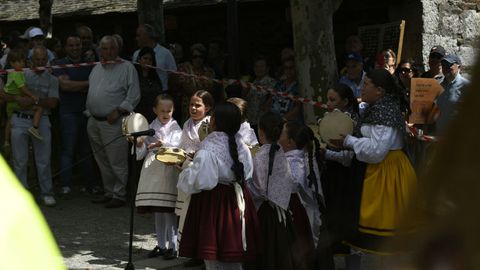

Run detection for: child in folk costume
[[135, 94, 183, 259], [331, 69, 417, 256], [248, 112, 297, 270], [175, 90, 214, 264], [227, 97, 259, 148], [177, 102, 261, 270], [278, 121, 327, 270], [321, 83, 362, 267]]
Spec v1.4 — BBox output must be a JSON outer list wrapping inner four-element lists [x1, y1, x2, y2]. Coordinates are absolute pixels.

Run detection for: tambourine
[[155, 147, 187, 164], [198, 119, 211, 141], [122, 113, 149, 140], [318, 109, 354, 148]]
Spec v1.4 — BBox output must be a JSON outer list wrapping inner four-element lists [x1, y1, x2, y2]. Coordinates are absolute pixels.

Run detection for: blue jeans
[[59, 112, 95, 188], [11, 114, 53, 195]]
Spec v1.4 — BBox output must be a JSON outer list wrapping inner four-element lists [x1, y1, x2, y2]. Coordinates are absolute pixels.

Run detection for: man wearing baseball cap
[[421, 45, 446, 82], [432, 53, 470, 135], [21, 27, 55, 63], [339, 52, 366, 98]]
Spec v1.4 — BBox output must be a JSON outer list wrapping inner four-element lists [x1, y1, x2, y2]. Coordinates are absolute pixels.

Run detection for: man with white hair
[[86, 35, 140, 208]]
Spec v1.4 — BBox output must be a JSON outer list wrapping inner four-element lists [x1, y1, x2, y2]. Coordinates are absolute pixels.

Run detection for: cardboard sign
[[409, 78, 443, 124]]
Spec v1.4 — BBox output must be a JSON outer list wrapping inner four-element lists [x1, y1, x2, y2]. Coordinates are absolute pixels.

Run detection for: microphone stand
[[125, 135, 140, 270]]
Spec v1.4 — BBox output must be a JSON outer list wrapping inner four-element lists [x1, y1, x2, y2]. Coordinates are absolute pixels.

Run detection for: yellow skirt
[[358, 150, 417, 237]]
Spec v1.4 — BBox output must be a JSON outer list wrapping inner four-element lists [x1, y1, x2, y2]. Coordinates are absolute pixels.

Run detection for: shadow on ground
[[39, 190, 158, 269]]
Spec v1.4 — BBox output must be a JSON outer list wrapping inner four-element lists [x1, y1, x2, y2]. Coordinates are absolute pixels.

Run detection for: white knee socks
[[155, 212, 178, 251]]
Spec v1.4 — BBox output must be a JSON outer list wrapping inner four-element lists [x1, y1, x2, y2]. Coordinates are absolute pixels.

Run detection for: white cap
[[28, 27, 44, 38]]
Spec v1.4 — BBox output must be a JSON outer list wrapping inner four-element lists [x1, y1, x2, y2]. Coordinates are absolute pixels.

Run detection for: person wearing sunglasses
[[432, 54, 470, 135], [421, 45, 446, 83], [395, 59, 419, 93]]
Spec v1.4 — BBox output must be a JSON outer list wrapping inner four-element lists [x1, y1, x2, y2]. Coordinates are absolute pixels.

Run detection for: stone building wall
[[422, 0, 480, 73]]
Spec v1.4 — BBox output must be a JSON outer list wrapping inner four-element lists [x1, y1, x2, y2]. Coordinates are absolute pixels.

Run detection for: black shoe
[[184, 258, 203, 267], [148, 246, 166, 258], [91, 196, 111, 204], [163, 249, 178, 260], [104, 198, 125, 208]]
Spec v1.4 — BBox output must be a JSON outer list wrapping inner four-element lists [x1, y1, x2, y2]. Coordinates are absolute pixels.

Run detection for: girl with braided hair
[[177, 102, 261, 270], [278, 121, 328, 270], [247, 112, 296, 270]]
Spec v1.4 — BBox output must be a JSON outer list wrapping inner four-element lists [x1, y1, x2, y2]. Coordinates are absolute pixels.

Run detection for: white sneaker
[[42, 195, 56, 207], [60, 186, 71, 195]]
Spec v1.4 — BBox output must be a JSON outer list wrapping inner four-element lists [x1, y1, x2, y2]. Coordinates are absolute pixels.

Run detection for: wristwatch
[[34, 98, 39, 105]]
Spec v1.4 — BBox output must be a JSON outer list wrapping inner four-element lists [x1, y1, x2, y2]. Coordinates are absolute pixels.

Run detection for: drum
[[122, 113, 149, 139], [155, 147, 187, 164], [198, 119, 211, 141], [318, 109, 354, 148]]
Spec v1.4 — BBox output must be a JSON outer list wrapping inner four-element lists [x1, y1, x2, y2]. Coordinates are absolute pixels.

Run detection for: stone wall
[[422, 0, 480, 73]]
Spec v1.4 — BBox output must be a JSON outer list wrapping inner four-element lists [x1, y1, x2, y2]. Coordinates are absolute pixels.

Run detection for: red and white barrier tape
[[0, 60, 123, 74], [142, 64, 328, 109], [406, 124, 438, 142], [0, 59, 328, 109], [0, 59, 437, 142]]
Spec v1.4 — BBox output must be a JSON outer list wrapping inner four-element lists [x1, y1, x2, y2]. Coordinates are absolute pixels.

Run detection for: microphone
[[126, 129, 155, 137]]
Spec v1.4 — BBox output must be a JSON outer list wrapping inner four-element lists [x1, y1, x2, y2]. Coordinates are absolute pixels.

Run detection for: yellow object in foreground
[[0, 156, 66, 270]]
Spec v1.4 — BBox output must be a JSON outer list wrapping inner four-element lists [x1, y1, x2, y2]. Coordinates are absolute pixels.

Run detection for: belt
[[14, 111, 34, 120], [92, 111, 130, 122], [92, 115, 108, 121]]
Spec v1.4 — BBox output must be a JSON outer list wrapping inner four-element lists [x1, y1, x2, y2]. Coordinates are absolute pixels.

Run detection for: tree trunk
[[137, 0, 165, 44], [38, 0, 53, 37], [290, 0, 341, 124]]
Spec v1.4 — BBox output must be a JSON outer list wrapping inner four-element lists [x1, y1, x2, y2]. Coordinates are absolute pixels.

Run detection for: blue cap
[[345, 52, 363, 63], [442, 54, 462, 65]]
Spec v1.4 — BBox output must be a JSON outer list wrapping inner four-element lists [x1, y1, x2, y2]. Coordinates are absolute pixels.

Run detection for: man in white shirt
[[132, 24, 177, 91], [87, 36, 140, 208]]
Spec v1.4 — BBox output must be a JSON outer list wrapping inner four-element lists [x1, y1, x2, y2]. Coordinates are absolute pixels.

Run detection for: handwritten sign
[[409, 78, 443, 124]]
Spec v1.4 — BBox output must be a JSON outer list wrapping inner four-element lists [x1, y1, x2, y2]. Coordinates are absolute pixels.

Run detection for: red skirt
[[179, 183, 262, 262]]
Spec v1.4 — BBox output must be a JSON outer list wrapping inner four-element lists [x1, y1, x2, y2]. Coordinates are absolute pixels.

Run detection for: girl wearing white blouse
[[278, 121, 326, 270], [135, 94, 183, 259], [248, 112, 296, 270], [175, 90, 214, 252], [227, 97, 259, 148], [331, 69, 417, 255], [177, 103, 261, 270]]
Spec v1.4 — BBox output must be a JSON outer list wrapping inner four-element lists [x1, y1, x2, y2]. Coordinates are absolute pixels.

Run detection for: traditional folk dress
[[177, 132, 261, 264], [238, 121, 259, 147], [135, 118, 183, 211], [135, 118, 183, 251], [321, 108, 359, 254], [248, 143, 296, 270], [175, 116, 210, 241], [344, 95, 417, 255], [284, 149, 324, 270]]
